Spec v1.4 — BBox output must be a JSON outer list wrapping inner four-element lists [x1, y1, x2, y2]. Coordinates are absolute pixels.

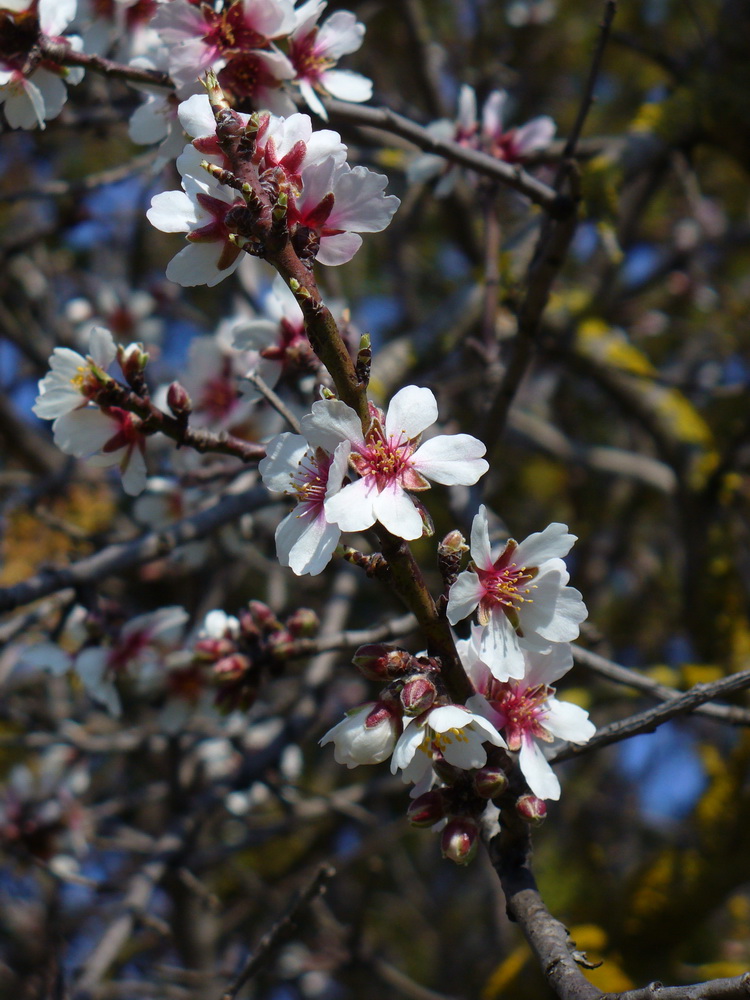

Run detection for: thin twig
[[219, 863, 335, 1000], [573, 645, 750, 725], [552, 666, 750, 763], [242, 372, 301, 433], [608, 975, 750, 1000]]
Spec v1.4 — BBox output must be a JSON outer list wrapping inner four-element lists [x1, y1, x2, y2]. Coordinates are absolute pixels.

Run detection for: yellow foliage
[[681, 664, 724, 687], [576, 320, 655, 376], [481, 943, 530, 999], [569, 925, 634, 993], [630, 101, 664, 135], [520, 458, 568, 504]]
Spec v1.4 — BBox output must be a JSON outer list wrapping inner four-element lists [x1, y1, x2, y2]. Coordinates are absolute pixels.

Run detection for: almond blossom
[[32, 327, 117, 420], [320, 701, 402, 768], [259, 431, 350, 576], [289, 1, 372, 119], [153, 0, 296, 100], [302, 386, 488, 541], [464, 639, 595, 800], [0, 0, 84, 130], [390, 703, 506, 789], [51, 405, 149, 496], [447, 506, 587, 680]]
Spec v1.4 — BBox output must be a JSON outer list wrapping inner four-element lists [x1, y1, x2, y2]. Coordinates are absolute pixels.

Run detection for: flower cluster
[[259, 384, 488, 574], [147, 91, 399, 286], [321, 506, 596, 863], [32, 327, 151, 496], [409, 84, 556, 196], [1, 0, 373, 132]]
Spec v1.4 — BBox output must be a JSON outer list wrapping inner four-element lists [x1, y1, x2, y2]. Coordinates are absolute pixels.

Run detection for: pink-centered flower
[[302, 385, 488, 540], [464, 638, 595, 800], [320, 700, 402, 768], [52, 405, 149, 496], [447, 506, 587, 680], [289, 1, 371, 119], [259, 431, 350, 575], [33, 327, 117, 420]]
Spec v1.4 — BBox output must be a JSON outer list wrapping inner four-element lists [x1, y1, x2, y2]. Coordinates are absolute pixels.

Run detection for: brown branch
[[0, 484, 268, 614], [608, 976, 750, 1000], [551, 665, 750, 764], [572, 645, 750, 725], [39, 35, 172, 88], [219, 863, 335, 1000]]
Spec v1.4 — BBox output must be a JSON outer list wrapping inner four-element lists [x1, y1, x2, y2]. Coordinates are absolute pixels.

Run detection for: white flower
[[320, 701, 401, 767], [33, 327, 116, 420], [390, 703, 506, 786], [447, 506, 587, 680], [302, 385, 488, 540], [466, 641, 595, 800], [290, 2, 372, 119], [74, 607, 189, 716], [52, 405, 148, 496], [259, 431, 350, 575], [0, 0, 84, 130]]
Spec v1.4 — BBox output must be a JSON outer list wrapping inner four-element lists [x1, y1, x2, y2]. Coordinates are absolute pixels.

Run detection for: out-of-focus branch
[[39, 36, 171, 87], [219, 863, 335, 1000], [573, 645, 750, 724], [0, 485, 268, 614], [552, 665, 750, 763], [608, 976, 750, 1000]]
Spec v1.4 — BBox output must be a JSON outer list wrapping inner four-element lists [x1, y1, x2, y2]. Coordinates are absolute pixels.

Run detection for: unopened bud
[[400, 674, 437, 716], [441, 818, 479, 865], [248, 601, 282, 632], [516, 794, 547, 825], [473, 767, 509, 799], [353, 644, 412, 681], [286, 607, 318, 638], [194, 637, 236, 662], [438, 530, 469, 588], [117, 342, 149, 383], [213, 653, 251, 683], [407, 790, 446, 827], [167, 381, 192, 418]]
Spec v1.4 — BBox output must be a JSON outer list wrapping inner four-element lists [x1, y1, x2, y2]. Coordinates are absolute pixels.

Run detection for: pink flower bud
[[166, 381, 192, 417], [212, 654, 251, 683], [352, 644, 412, 681], [194, 637, 236, 662], [118, 343, 149, 383], [407, 790, 446, 827], [400, 675, 437, 716], [473, 767, 509, 799], [285, 608, 319, 638], [441, 818, 479, 865], [438, 529, 469, 587], [516, 794, 547, 825], [248, 601, 282, 632]]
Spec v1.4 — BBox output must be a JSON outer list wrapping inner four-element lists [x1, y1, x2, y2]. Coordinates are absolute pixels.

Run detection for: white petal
[[522, 643, 574, 688], [446, 570, 483, 625], [88, 327, 117, 369], [469, 506, 494, 569], [317, 10, 365, 57], [178, 93, 216, 138], [120, 447, 148, 496], [384, 385, 437, 440], [480, 610, 526, 681], [514, 522, 577, 566], [482, 89, 507, 137], [147, 190, 197, 233], [411, 434, 488, 485], [275, 506, 339, 575], [514, 116, 556, 155], [324, 478, 376, 532], [519, 738, 560, 800], [259, 433, 309, 493], [544, 699, 596, 744], [302, 398, 363, 451], [319, 69, 372, 103], [316, 231, 362, 265], [390, 720, 424, 773], [372, 482, 422, 540]]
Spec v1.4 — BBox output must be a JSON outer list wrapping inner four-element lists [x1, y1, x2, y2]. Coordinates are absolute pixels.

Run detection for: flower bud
[[352, 644, 412, 681], [407, 790, 446, 828], [118, 342, 149, 383], [212, 654, 251, 683], [516, 794, 547, 825], [319, 701, 400, 768], [248, 600, 282, 632], [167, 381, 192, 417], [438, 530, 468, 587], [400, 674, 437, 716], [473, 767, 509, 799], [194, 637, 236, 662], [285, 607, 319, 638], [441, 818, 479, 866]]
